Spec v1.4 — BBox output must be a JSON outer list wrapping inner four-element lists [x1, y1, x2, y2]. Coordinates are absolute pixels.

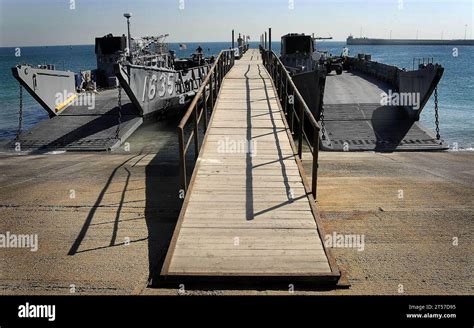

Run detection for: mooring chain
[[434, 86, 440, 140], [115, 85, 122, 140], [16, 84, 23, 140], [319, 82, 327, 140]]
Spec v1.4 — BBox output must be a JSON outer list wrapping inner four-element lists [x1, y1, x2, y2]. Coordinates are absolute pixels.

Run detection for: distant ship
[[347, 35, 474, 46]]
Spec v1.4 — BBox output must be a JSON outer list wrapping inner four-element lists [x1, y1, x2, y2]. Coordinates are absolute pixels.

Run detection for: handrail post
[[178, 128, 187, 193], [222, 55, 225, 80], [193, 103, 199, 160], [275, 64, 279, 95], [290, 91, 295, 133], [268, 27, 272, 53], [225, 52, 228, 74], [298, 99, 304, 158], [213, 64, 217, 96], [279, 65, 283, 100], [217, 59, 220, 90], [219, 58, 223, 86], [221, 53, 225, 75], [272, 54, 276, 80], [312, 130, 320, 200], [202, 91, 208, 131], [278, 65, 282, 97], [224, 52, 227, 73], [210, 72, 214, 110], [227, 51, 230, 72], [216, 58, 220, 91]]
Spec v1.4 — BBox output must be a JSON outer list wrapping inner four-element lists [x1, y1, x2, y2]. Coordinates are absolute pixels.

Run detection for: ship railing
[[260, 46, 321, 200], [177, 49, 235, 194]]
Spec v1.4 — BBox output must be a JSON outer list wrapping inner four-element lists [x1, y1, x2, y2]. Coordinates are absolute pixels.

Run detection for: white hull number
[[141, 72, 174, 102]]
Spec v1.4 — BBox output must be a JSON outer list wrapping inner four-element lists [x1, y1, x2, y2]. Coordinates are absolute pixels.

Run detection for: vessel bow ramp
[[161, 49, 339, 284], [10, 88, 142, 152], [320, 61, 446, 151]]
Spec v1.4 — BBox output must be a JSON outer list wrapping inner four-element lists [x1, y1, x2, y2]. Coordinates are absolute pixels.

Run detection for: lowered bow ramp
[[12, 89, 142, 152], [320, 71, 446, 151]]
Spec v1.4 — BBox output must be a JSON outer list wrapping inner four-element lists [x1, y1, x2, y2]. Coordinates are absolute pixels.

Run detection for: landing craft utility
[[9, 14, 219, 152], [274, 33, 446, 151]]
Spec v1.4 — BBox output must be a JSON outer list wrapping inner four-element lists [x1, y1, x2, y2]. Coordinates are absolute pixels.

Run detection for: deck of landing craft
[[10, 89, 142, 152], [161, 49, 338, 282], [321, 71, 446, 151]]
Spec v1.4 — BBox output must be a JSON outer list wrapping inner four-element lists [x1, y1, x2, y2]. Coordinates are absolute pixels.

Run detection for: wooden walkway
[[161, 49, 339, 283]]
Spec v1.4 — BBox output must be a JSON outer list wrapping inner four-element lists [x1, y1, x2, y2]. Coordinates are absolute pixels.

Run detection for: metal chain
[[319, 81, 327, 140], [16, 84, 23, 140], [434, 86, 440, 140], [115, 85, 122, 140]]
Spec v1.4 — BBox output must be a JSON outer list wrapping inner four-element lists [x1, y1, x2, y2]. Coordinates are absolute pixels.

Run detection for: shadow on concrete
[[67, 117, 185, 288], [67, 153, 142, 255], [143, 123, 182, 284], [371, 105, 414, 152]]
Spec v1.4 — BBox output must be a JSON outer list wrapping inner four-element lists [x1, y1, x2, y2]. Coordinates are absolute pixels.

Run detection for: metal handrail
[[260, 46, 321, 199], [178, 49, 235, 194]]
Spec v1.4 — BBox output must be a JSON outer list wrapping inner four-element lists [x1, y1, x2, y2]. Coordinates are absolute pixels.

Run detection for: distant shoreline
[[347, 37, 474, 46], [0, 40, 347, 49], [0, 42, 233, 49]]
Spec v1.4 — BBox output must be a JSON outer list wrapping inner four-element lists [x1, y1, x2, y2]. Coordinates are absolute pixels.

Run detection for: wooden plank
[[173, 249, 326, 257]]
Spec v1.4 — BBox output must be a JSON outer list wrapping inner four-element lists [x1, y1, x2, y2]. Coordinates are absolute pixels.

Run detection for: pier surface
[[0, 121, 181, 294], [161, 49, 339, 283]]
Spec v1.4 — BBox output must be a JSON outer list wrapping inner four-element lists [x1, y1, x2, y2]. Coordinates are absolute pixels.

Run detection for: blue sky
[[0, 0, 472, 46]]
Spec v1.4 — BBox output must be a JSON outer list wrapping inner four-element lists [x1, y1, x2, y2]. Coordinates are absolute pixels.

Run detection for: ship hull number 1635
[[141, 72, 175, 102]]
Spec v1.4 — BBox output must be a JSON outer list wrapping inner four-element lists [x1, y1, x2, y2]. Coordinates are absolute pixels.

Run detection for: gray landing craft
[[278, 33, 446, 151], [115, 35, 212, 119], [11, 33, 215, 152]]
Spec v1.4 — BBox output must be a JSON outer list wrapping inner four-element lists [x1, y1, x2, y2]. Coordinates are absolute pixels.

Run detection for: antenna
[[465, 24, 468, 40]]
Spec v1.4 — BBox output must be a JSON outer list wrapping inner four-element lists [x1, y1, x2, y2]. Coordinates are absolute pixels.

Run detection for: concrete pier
[[0, 124, 472, 295]]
